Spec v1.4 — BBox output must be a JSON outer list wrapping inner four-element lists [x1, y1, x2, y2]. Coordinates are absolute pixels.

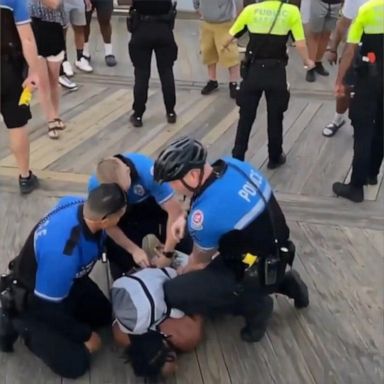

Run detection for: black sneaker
[[201, 80, 218, 95], [130, 114, 143, 128], [315, 62, 329, 76], [105, 54, 117, 67], [0, 308, 18, 353], [278, 270, 309, 309], [229, 82, 238, 99], [166, 112, 177, 124], [267, 153, 286, 170], [19, 171, 39, 194], [332, 182, 364, 203], [305, 68, 316, 83]]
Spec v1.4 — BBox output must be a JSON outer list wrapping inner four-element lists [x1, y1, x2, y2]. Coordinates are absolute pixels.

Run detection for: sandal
[[54, 118, 66, 130], [322, 120, 345, 137], [48, 120, 60, 140]]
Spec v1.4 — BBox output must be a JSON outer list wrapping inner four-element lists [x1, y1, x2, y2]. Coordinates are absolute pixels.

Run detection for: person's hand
[[177, 262, 206, 275], [132, 247, 150, 268], [325, 49, 338, 65], [335, 82, 345, 97], [151, 245, 172, 268], [84, 332, 102, 354], [22, 72, 39, 90], [171, 215, 186, 243], [84, 0, 92, 11]]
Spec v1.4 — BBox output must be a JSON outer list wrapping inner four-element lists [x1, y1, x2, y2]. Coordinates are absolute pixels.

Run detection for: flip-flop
[[322, 120, 345, 137]]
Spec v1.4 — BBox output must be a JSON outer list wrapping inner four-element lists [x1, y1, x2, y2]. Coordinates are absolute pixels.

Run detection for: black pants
[[232, 61, 290, 161], [106, 197, 192, 279], [349, 75, 383, 187], [164, 256, 296, 324], [14, 277, 111, 379], [128, 21, 178, 116]]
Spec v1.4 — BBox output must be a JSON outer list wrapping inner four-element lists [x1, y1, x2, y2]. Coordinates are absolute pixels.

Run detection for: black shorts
[[31, 18, 65, 58], [0, 57, 32, 129], [89, 0, 113, 14]]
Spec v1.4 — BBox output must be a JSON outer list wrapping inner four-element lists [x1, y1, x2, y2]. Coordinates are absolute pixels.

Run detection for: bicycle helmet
[[154, 137, 207, 183]]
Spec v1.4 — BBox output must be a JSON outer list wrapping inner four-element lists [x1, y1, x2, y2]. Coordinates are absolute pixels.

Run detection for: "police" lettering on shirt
[[238, 170, 264, 203]]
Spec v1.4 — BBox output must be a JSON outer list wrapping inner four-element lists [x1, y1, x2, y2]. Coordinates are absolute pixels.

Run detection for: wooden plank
[[195, 320, 231, 384], [138, 93, 220, 156], [0, 89, 131, 169], [267, 101, 326, 194]]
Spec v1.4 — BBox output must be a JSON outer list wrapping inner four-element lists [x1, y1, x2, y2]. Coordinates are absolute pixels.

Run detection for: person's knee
[[58, 349, 90, 379]]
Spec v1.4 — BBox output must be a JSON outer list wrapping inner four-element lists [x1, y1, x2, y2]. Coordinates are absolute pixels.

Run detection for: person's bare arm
[[294, 39, 315, 68], [326, 17, 352, 64], [16, 24, 40, 74], [106, 226, 150, 267], [180, 245, 217, 274], [160, 315, 203, 352]]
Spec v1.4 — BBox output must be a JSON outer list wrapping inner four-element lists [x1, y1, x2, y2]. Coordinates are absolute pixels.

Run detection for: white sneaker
[[62, 61, 74, 77], [58, 75, 78, 91], [75, 57, 93, 73]]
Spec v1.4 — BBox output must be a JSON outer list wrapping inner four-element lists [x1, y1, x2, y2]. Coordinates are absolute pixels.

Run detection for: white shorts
[[41, 51, 65, 63]]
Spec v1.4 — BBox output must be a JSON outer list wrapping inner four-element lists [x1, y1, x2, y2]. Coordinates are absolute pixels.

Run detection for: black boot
[[240, 296, 273, 343], [332, 182, 364, 203], [277, 270, 309, 309], [0, 308, 18, 352]]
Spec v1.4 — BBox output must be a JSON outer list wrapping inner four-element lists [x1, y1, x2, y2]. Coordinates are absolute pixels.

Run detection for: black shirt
[[132, 0, 172, 15]]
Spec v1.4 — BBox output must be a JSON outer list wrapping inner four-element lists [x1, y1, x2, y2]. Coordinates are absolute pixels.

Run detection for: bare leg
[[37, 58, 56, 122], [9, 126, 30, 177], [228, 64, 240, 83], [316, 31, 332, 62], [47, 60, 62, 118], [208, 63, 217, 81]]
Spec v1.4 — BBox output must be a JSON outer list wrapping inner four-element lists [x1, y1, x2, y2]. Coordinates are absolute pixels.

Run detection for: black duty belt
[[252, 59, 286, 66], [139, 14, 172, 22]]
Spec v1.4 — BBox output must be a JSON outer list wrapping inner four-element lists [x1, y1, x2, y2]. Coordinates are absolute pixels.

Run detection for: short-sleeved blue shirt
[[0, 0, 30, 24], [188, 157, 272, 251], [88, 153, 174, 206], [33, 196, 106, 302]]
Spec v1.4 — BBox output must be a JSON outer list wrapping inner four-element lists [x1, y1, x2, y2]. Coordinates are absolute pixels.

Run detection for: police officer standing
[[223, 0, 315, 167], [153, 137, 309, 342], [127, 0, 178, 127], [0, 0, 40, 193], [0, 184, 127, 378], [333, 0, 383, 202]]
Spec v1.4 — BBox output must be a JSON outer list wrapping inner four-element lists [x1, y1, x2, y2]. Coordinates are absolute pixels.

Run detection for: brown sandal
[[54, 118, 66, 130], [48, 120, 60, 139]]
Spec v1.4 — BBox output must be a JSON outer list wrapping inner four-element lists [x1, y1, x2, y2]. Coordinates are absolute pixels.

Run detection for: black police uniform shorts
[[31, 18, 65, 58], [0, 57, 31, 129], [89, 0, 113, 14]]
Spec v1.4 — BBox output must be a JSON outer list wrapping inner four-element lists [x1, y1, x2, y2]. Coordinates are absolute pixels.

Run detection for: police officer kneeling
[[154, 137, 309, 342], [224, 0, 314, 166], [127, 0, 178, 127], [0, 184, 127, 378]]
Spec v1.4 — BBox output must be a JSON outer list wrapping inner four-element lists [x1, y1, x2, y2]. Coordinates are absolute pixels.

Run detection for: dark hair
[[125, 331, 174, 378], [86, 183, 127, 219], [154, 136, 207, 183]]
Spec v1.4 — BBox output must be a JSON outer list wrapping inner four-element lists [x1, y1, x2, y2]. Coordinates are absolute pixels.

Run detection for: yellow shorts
[[200, 21, 240, 68]]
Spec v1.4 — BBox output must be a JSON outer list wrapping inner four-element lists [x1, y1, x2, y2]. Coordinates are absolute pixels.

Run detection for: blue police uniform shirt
[[188, 157, 272, 251], [88, 153, 174, 205], [0, 0, 30, 24], [33, 196, 106, 302]]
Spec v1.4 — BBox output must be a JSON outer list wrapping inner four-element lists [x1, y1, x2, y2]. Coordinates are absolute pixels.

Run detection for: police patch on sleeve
[[191, 209, 204, 230]]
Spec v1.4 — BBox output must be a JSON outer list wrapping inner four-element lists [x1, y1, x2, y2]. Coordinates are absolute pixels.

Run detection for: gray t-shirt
[[29, 0, 67, 25], [193, 0, 242, 23]]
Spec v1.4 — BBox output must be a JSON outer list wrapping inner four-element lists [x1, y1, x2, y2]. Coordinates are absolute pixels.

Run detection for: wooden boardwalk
[[0, 17, 383, 384]]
